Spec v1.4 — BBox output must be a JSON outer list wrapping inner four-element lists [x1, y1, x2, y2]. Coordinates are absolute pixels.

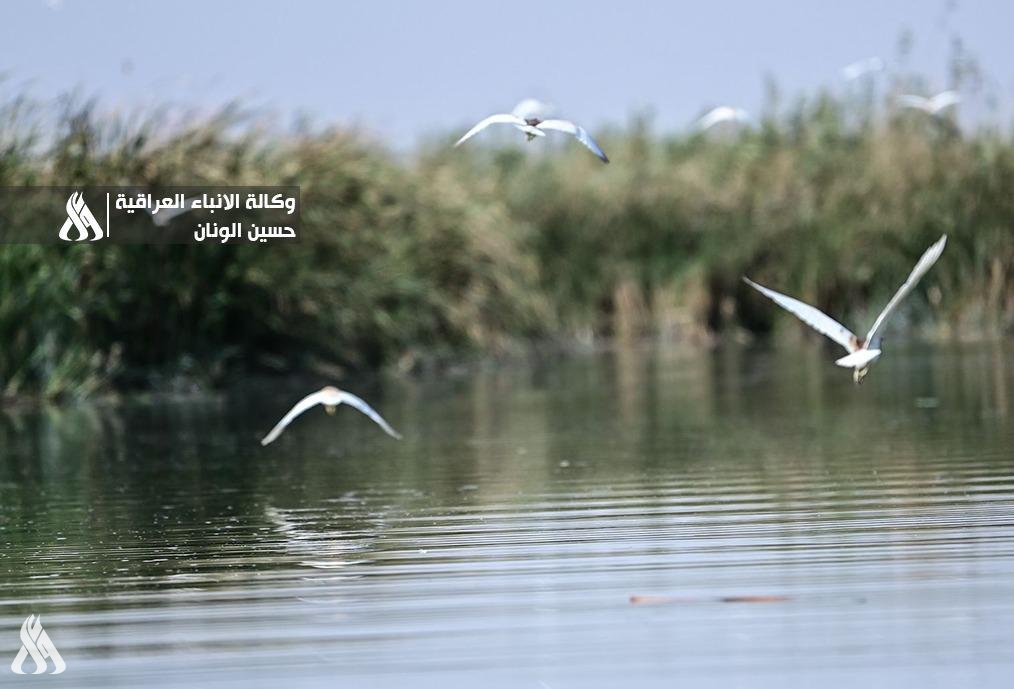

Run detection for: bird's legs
[[853, 367, 869, 385], [325, 405, 337, 415], [525, 132, 537, 142]]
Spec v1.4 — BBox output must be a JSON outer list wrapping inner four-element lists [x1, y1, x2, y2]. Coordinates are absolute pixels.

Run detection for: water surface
[[2, 342, 1013, 687]]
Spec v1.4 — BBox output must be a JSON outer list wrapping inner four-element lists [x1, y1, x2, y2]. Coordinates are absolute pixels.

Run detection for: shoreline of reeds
[[1, 77, 1011, 399]]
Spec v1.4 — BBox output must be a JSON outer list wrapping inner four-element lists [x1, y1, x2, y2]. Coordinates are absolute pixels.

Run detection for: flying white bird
[[260, 386, 402, 446], [743, 235, 947, 384], [897, 90, 962, 116], [454, 106, 609, 163], [841, 56, 885, 81], [500, 99, 556, 138], [695, 106, 751, 131]]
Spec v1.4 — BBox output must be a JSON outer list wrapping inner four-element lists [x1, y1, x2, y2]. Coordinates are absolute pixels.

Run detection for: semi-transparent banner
[[0, 186, 300, 244]]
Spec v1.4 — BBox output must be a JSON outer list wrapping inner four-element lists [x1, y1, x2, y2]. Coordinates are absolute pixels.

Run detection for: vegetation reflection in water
[[0, 341, 1012, 687]]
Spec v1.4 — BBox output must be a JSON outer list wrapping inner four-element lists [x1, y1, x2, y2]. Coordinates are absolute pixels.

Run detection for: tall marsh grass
[[1, 81, 1012, 398]]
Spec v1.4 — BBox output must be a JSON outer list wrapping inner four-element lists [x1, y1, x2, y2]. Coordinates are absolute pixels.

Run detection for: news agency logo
[[0, 186, 300, 244], [58, 190, 106, 242], [11, 614, 66, 675]]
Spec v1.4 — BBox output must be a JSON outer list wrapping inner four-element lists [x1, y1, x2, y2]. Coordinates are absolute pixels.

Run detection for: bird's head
[[524, 117, 543, 142], [320, 386, 343, 411], [853, 367, 870, 385]]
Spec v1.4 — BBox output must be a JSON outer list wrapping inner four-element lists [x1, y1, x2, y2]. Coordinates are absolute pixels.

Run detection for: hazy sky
[[4, 0, 1013, 144]]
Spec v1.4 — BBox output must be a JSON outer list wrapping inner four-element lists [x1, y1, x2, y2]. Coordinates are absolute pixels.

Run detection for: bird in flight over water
[[742, 235, 947, 384], [261, 386, 402, 446], [454, 100, 609, 163]]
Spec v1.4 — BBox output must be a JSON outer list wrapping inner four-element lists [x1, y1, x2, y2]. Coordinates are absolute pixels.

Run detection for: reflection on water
[[1, 342, 1013, 688]]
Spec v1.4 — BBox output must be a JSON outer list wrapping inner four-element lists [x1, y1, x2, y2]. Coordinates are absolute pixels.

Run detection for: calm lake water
[[2, 342, 1013, 688]]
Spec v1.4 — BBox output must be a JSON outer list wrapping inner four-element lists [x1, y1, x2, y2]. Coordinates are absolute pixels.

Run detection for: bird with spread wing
[[261, 386, 402, 446], [743, 235, 947, 384], [454, 99, 609, 163], [695, 106, 750, 131], [897, 91, 961, 116]]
